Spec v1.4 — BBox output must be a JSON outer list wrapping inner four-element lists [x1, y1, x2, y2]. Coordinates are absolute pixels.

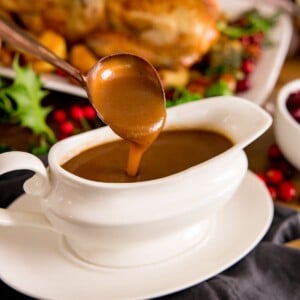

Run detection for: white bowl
[[274, 79, 300, 170]]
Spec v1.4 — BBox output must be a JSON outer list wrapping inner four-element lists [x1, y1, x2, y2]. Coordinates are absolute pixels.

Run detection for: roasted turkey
[[0, 0, 220, 69], [0, 0, 107, 41]]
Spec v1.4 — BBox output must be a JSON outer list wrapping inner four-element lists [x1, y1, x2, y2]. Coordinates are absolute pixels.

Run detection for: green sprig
[[0, 56, 56, 153]]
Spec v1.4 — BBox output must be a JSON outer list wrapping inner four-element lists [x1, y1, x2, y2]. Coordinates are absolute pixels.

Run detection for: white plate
[[0, 0, 292, 105], [219, 0, 292, 105], [0, 171, 273, 300]]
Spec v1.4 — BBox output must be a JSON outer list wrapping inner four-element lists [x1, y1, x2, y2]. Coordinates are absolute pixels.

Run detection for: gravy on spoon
[[87, 54, 166, 177]]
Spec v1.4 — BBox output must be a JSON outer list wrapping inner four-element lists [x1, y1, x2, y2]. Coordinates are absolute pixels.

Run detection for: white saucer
[[0, 171, 273, 300]]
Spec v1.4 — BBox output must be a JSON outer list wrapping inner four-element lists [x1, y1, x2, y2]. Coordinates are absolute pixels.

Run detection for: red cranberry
[[53, 109, 67, 123], [236, 77, 251, 92], [266, 168, 284, 185], [239, 35, 251, 46], [242, 59, 254, 74], [60, 121, 74, 135], [250, 32, 265, 46], [278, 181, 297, 202], [83, 106, 97, 120], [70, 106, 84, 121]]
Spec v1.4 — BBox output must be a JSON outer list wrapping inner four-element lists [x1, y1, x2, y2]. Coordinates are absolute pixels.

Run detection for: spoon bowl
[[86, 53, 166, 143]]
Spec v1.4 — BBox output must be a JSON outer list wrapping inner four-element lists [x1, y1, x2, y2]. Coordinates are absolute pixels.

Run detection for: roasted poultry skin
[[0, 0, 107, 41], [0, 0, 220, 69]]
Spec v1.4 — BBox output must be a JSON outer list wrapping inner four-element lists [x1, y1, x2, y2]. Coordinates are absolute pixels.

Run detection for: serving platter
[[0, 0, 292, 105], [219, 0, 292, 105]]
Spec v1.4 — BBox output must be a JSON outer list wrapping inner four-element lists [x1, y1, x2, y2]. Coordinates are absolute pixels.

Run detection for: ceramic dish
[[0, 0, 292, 105], [0, 171, 273, 300], [274, 79, 300, 170]]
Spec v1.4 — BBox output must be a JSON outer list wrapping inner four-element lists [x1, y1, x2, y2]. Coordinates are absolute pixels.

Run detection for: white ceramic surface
[[0, 97, 272, 267], [274, 79, 300, 170], [0, 0, 292, 105], [218, 0, 292, 105], [0, 171, 274, 300]]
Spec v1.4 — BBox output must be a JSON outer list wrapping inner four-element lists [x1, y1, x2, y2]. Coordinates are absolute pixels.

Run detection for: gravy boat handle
[[0, 151, 53, 229], [0, 151, 50, 196]]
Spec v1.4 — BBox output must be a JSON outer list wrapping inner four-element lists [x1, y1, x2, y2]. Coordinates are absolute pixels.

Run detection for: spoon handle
[[0, 15, 86, 85]]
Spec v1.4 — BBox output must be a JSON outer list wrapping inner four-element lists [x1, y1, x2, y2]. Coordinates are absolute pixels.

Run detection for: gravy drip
[[62, 130, 233, 183], [87, 55, 166, 177]]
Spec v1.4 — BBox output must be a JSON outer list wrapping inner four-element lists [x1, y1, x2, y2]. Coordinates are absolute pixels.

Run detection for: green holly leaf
[[166, 87, 202, 107], [4, 57, 56, 143]]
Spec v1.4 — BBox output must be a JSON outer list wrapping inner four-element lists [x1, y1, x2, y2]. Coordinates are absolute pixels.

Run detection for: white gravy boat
[[0, 96, 272, 267]]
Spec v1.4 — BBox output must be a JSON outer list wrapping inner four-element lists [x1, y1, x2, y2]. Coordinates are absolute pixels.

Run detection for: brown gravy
[[86, 54, 166, 177], [61, 129, 233, 183]]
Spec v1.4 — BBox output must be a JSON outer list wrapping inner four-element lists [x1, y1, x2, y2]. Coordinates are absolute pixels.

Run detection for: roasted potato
[[69, 44, 97, 74], [26, 30, 67, 73]]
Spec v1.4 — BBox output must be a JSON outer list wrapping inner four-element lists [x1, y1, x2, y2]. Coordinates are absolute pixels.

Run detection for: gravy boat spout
[[0, 96, 272, 267]]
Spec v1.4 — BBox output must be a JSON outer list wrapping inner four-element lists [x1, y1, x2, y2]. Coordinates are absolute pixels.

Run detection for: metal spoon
[[0, 15, 166, 176]]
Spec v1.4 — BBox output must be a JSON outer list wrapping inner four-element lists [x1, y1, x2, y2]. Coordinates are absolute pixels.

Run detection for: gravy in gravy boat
[[62, 129, 233, 183]]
